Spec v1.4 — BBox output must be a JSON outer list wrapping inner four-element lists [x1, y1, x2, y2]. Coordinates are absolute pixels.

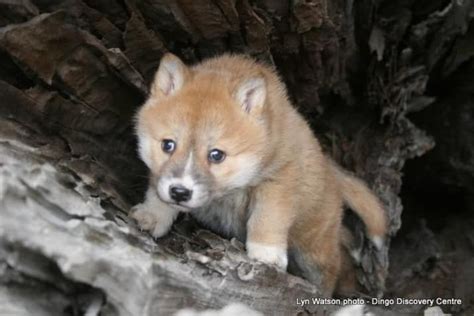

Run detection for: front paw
[[246, 242, 288, 270], [130, 204, 171, 239]]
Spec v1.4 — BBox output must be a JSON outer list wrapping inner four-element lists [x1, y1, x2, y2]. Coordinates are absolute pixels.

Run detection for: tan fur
[[132, 53, 387, 296], [332, 163, 387, 239]]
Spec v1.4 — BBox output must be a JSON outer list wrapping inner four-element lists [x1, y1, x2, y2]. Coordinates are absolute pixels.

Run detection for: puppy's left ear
[[234, 77, 267, 115], [151, 53, 189, 98]]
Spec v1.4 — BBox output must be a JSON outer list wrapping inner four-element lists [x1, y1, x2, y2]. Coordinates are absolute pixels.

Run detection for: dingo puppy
[[132, 53, 387, 296]]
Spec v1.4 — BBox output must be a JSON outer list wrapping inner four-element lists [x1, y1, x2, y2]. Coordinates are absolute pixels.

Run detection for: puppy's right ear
[[150, 53, 189, 98]]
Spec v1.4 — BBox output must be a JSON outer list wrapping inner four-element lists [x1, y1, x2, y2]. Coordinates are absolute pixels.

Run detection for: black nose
[[169, 185, 192, 203]]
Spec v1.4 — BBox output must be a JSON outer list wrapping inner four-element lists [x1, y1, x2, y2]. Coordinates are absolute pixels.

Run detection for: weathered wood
[[0, 131, 325, 315]]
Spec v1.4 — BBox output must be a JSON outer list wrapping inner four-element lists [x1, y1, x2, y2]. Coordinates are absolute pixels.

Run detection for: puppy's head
[[135, 53, 270, 210]]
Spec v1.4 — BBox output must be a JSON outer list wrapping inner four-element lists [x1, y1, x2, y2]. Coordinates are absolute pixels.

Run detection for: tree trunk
[[1, 0, 473, 315]]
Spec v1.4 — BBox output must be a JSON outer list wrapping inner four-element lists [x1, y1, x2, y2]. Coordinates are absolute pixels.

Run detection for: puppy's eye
[[162, 139, 176, 153], [208, 149, 226, 163]]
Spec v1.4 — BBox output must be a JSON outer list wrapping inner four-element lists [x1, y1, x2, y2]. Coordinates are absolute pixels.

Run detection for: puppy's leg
[[294, 216, 343, 296], [335, 244, 359, 296], [131, 187, 179, 238], [319, 245, 342, 297], [298, 238, 341, 297], [246, 181, 296, 270]]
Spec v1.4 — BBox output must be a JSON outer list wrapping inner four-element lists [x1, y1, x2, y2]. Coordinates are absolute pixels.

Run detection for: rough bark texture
[[0, 0, 473, 315], [0, 138, 326, 315]]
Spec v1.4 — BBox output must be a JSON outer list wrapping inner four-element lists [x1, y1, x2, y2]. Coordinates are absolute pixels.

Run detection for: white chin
[[156, 191, 207, 211], [160, 198, 194, 212], [171, 204, 192, 212]]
